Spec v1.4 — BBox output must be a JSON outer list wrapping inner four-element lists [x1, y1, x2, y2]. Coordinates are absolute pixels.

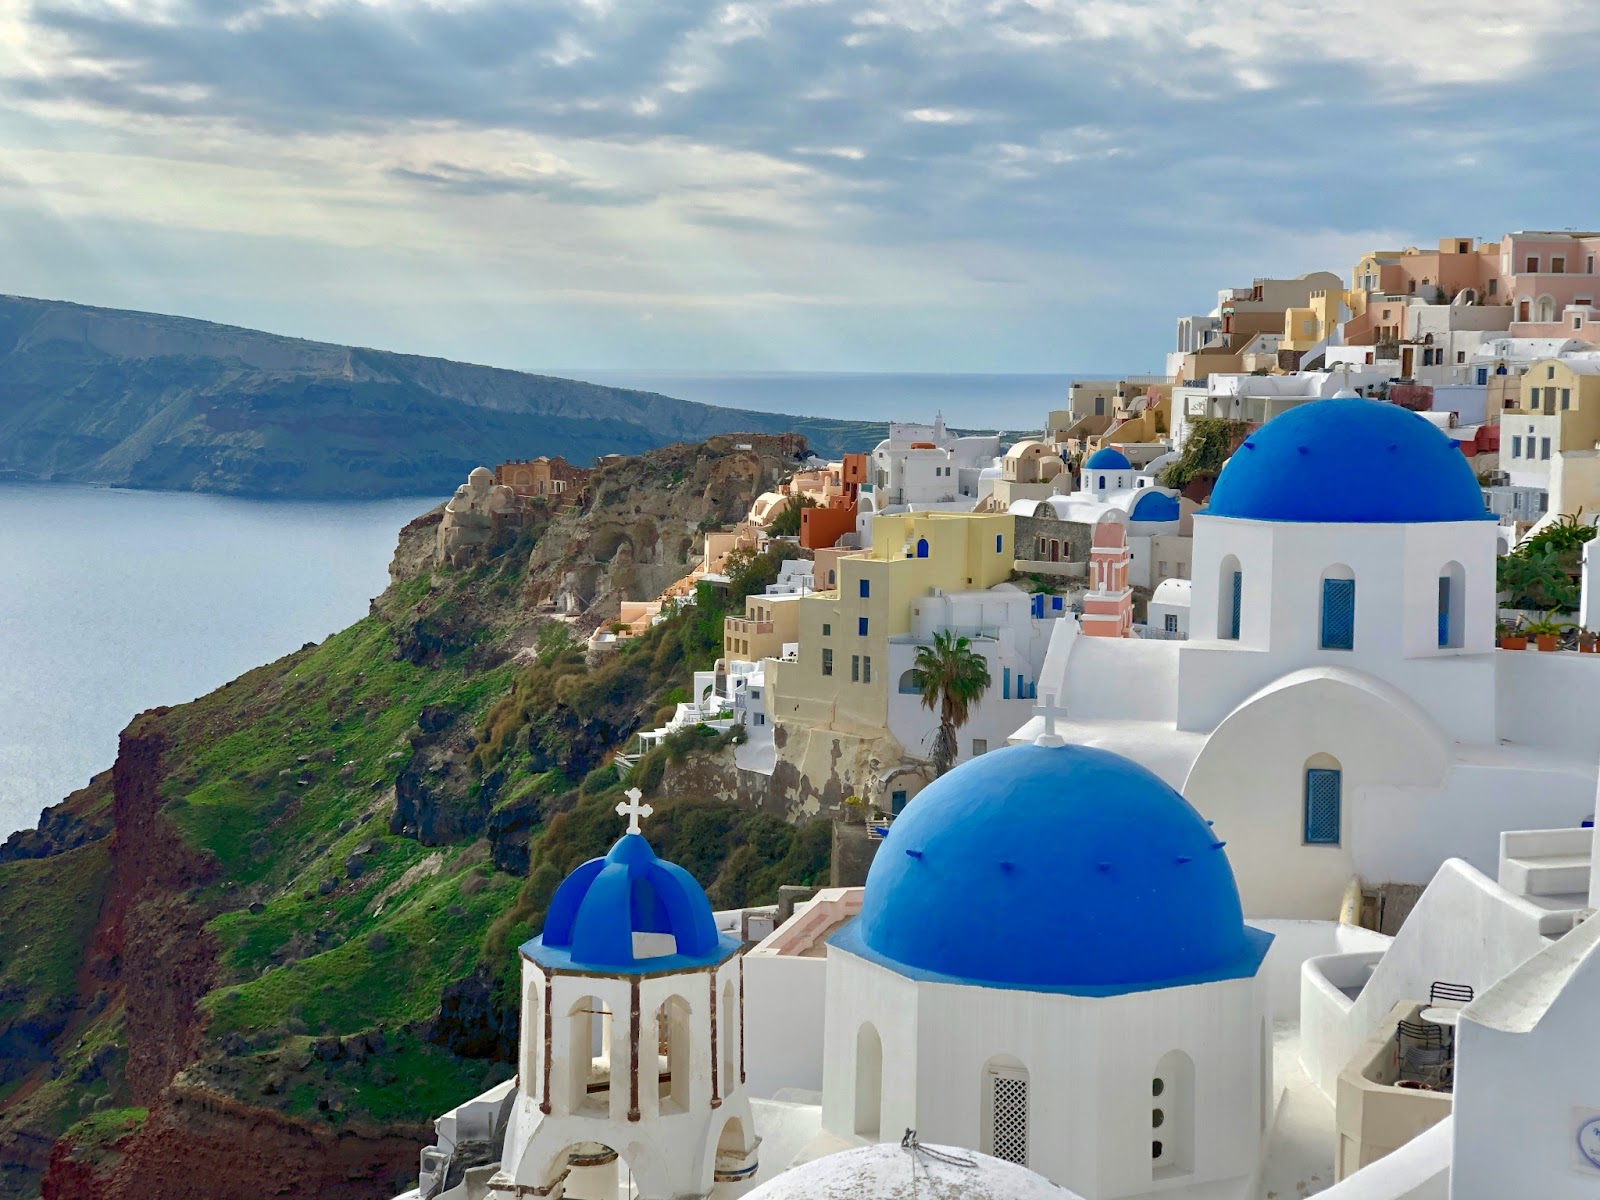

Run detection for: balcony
[[724, 618, 775, 636]]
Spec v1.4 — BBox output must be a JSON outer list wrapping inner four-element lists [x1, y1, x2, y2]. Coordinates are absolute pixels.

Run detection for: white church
[[398, 397, 1600, 1200]]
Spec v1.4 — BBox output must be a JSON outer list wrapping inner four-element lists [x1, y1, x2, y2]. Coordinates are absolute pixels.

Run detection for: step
[[1502, 854, 1592, 897]]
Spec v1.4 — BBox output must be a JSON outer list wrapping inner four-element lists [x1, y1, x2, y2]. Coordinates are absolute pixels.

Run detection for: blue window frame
[[1437, 577, 1451, 648], [1227, 570, 1242, 640], [1320, 578, 1355, 650], [1304, 769, 1342, 845], [859, 578, 870, 598], [858, 616, 869, 636], [995, 534, 1004, 554]]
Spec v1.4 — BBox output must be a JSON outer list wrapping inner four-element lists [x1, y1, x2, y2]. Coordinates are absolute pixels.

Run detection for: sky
[[2, 0, 1598, 374]]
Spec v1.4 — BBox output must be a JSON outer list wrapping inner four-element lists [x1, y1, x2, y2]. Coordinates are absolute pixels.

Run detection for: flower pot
[[1582, 642, 1599, 654], [1536, 634, 1558, 652], [1500, 636, 1528, 650]]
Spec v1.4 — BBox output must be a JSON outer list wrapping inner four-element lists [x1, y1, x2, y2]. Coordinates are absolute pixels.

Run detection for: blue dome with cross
[[832, 741, 1271, 995], [1084, 446, 1132, 471], [1206, 398, 1491, 523], [524, 791, 740, 974]]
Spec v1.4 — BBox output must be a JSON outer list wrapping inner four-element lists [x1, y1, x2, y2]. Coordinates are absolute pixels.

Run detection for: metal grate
[[1304, 768, 1341, 845], [1437, 576, 1451, 648], [1320, 578, 1355, 650], [990, 1074, 1029, 1165], [1229, 570, 1242, 639]]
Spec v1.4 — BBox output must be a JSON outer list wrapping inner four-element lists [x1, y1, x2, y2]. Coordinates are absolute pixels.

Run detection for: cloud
[[0, 0, 1597, 370]]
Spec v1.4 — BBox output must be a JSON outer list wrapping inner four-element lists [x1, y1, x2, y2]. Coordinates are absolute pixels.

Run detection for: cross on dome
[[617, 787, 654, 835], [1033, 694, 1068, 748]]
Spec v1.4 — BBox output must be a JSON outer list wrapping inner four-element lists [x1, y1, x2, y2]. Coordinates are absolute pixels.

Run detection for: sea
[[0, 372, 1094, 841], [0, 484, 440, 841]]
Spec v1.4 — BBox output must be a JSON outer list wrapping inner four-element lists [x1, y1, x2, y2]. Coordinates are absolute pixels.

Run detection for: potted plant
[[1523, 612, 1573, 652], [1581, 630, 1599, 654], [1497, 621, 1527, 651]]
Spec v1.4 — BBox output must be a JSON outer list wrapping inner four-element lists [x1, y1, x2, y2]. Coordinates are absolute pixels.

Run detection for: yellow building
[[765, 511, 1014, 778], [1281, 288, 1350, 356], [722, 593, 802, 665]]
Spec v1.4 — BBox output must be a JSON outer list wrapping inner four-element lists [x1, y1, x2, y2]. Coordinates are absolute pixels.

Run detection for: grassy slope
[[1, 467, 835, 1196]]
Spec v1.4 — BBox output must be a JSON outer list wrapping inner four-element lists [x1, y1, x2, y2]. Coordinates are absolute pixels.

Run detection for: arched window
[[854, 1023, 883, 1138], [568, 995, 612, 1115], [981, 1055, 1030, 1166], [657, 995, 693, 1114], [1319, 565, 1356, 650], [1304, 754, 1342, 845], [522, 984, 541, 1097], [1537, 295, 1557, 323], [1218, 555, 1242, 641], [915, 538, 929, 559], [721, 980, 736, 1098], [897, 668, 921, 695], [1151, 1050, 1195, 1180], [1438, 561, 1466, 648], [1098, 474, 1107, 490]]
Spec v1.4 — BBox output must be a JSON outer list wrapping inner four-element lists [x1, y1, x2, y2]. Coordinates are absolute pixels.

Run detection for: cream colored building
[[723, 593, 802, 666], [764, 511, 1015, 806]]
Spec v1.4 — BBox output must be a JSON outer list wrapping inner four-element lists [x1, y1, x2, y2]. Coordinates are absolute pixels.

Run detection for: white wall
[[744, 953, 828, 1099], [1309, 1117, 1451, 1200]]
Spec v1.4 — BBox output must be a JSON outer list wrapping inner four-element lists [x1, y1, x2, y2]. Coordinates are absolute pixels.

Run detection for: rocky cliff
[[0, 294, 885, 498], [0, 435, 832, 1200]]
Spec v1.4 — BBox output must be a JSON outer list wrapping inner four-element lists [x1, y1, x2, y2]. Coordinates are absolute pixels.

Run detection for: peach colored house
[[1080, 521, 1132, 638]]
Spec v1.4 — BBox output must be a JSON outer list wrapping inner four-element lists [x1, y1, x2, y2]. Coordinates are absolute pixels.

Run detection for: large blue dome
[[833, 744, 1270, 995], [526, 833, 738, 973], [1206, 398, 1490, 523]]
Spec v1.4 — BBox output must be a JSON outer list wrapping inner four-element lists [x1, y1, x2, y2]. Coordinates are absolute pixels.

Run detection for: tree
[[911, 630, 993, 777], [768, 493, 816, 537]]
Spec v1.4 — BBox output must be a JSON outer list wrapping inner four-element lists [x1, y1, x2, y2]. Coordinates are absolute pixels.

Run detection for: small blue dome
[[1206, 398, 1490, 523], [1084, 446, 1132, 471], [1129, 490, 1181, 523], [526, 834, 737, 973], [833, 744, 1270, 995]]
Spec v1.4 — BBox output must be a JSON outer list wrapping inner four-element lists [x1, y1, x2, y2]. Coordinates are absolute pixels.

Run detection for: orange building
[[495, 456, 590, 502], [798, 452, 868, 550]]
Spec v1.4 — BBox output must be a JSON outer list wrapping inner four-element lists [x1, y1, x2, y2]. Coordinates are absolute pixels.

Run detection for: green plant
[[768, 493, 817, 538], [1159, 418, 1253, 491], [1523, 611, 1575, 638], [910, 630, 993, 776], [1498, 543, 1583, 611]]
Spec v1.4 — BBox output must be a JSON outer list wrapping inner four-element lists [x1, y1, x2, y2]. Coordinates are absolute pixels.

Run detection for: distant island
[[0, 294, 887, 499]]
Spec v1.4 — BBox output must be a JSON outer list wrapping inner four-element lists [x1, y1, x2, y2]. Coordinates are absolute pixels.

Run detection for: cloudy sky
[[2, 0, 1597, 373]]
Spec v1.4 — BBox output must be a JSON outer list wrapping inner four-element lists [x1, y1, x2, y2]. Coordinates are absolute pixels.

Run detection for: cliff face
[[0, 293, 884, 498], [0, 434, 833, 1200]]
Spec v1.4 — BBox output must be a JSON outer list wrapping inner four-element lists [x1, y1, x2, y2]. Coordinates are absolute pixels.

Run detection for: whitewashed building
[[854, 416, 999, 547]]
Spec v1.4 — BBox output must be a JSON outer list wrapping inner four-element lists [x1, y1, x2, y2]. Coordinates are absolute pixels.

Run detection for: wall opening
[[915, 538, 929, 558], [1218, 554, 1242, 640], [1438, 561, 1466, 648], [854, 1023, 884, 1138], [522, 983, 541, 1097], [721, 980, 737, 1098], [981, 1055, 1030, 1167], [897, 668, 921, 695], [656, 994, 693, 1114], [1303, 753, 1343, 846], [1152, 1049, 1195, 1180], [567, 995, 612, 1115]]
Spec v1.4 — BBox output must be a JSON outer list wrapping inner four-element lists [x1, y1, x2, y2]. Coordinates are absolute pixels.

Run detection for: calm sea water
[[560, 370, 1088, 433], [0, 485, 440, 840]]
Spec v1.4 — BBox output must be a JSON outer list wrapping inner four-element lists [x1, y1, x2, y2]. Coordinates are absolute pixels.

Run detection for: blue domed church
[[818, 736, 1274, 1199]]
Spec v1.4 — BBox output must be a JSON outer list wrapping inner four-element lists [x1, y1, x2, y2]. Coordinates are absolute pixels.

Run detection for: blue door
[[1320, 578, 1355, 650]]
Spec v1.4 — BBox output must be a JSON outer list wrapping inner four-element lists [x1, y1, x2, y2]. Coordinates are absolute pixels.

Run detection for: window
[[1563, 388, 1572, 410], [1590, 255, 1596, 274], [851, 655, 860, 682], [1527, 254, 1540, 272], [859, 579, 869, 598], [1553, 256, 1566, 274], [1488, 278, 1498, 296], [1548, 365, 1557, 379], [1511, 436, 1521, 458], [1164, 614, 1178, 634], [1098, 475, 1107, 490], [1094, 397, 1105, 415], [822, 623, 831, 636], [995, 534, 1004, 554], [1152, 1051, 1195, 1179], [972, 738, 988, 756], [1304, 767, 1342, 845], [863, 656, 872, 684], [890, 789, 908, 814], [858, 616, 869, 637], [1219, 558, 1243, 641], [982, 1058, 1030, 1166], [753, 713, 765, 726], [1531, 388, 1541, 404], [822, 648, 833, 676], [1457, 351, 1466, 364], [1543, 437, 1552, 460], [915, 538, 929, 558], [1320, 573, 1355, 651]]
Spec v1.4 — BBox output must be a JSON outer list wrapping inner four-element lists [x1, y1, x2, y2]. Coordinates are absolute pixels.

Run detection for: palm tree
[[911, 630, 993, 776]]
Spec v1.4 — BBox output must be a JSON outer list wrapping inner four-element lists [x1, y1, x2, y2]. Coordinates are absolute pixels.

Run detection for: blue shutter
[[859, 578, 870, 598], [1304, 769, 1341, 845], [1437, 577, 1451, 648], [1320, 578, 1355, 650], [858, 616, 869, 637], [1229, 570, 1242, 640]]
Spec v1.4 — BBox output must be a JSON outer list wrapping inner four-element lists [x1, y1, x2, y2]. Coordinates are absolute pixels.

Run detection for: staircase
[[1499, 827, 1593, 906]]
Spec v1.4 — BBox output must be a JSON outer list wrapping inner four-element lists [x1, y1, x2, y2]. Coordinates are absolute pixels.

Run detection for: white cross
[[617, 787, 654, 835], [1033, 693, 1068, 748]]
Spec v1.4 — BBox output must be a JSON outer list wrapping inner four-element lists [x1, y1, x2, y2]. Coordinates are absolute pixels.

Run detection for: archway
[[1438, 561, 1466, 649], [1218, 554, 1243, 640], [897, 668, 921, 695], [1537, 294, 1557, 323], [521, 985, 541, 1096], [657, 994, 693, 1114], [1152, 1050, 1195, 1179], [916, 538, 929, 558], [854, 1023, 884, 1138], [567, 995, 612, 1115], [720, 980, 737, 1098]]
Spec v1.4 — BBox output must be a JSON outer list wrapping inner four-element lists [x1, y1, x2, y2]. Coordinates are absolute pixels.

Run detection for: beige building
[[764, 511, 1015, 806], [723, 593, 802, 665]]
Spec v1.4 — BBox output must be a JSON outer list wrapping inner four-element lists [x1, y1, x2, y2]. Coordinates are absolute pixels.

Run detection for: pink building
[[1081, 521, 1133, 638], [1500, 232, 1600, 338]]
